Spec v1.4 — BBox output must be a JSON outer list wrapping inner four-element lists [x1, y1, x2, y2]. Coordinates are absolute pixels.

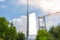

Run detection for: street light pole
[[43, 17, 46, 29], [26, 0, 29, 40]]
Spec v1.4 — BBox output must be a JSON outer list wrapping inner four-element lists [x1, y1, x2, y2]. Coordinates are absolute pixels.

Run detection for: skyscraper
[[29, 13, 37, 40]]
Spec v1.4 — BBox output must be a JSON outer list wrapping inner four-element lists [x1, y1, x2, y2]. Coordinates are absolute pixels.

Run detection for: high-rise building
[[28, 13, 37, 40]]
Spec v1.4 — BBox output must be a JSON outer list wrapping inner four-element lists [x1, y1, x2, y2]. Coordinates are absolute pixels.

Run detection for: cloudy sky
[[0, 0, 60, 33]]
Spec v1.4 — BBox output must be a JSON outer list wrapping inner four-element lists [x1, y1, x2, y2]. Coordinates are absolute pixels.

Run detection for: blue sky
[[0, 0, 44, 20], [0, 0, 45, 33], [0, 0, 60, 32]]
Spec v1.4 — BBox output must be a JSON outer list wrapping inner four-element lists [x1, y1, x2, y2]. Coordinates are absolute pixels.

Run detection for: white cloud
[[10, 15, 27, 34], [14, 0, 60, 13], [13, 0, 40, 7], [0, 0, 5, 2], [10, 13, 60, 35], [46, 14, 60, 30], [39, 0, 60, 13], [38, 13, 60, 30], [10, 13, 37, 36]]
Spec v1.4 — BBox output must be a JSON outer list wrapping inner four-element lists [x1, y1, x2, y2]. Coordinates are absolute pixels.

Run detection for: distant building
[[29, 13, 37, 40], [28, 35, 36, 40]]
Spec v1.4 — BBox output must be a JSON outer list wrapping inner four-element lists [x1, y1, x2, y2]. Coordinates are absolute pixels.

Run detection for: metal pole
[[26, 0, 29, 40], [38, 17, 40, 29], [43, 17, 46, 30], [38, 17, 46, 30]]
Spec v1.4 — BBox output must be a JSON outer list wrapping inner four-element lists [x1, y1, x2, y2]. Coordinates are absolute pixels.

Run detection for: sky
[[0, 0, 60, 34]]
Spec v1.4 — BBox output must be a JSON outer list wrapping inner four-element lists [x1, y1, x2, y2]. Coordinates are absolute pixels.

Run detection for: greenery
[[36, 25, 60, 40], [49, 26, 60, 40], [1, 17, 60, 40], [36, 29, 54, 40], [0, 17, 25, 40], [17, 32, 25, 40]]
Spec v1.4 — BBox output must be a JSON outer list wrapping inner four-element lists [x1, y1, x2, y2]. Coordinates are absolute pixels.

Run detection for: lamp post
[[38, 12, 60, 30], [26, 0, 29, 40]]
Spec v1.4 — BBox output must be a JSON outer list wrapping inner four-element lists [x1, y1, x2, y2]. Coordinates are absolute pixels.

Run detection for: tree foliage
[[17, 32, 25, 40], [0, 17, 9, 39], [4, 22, 17, 40], [36, 29, 54, 40], [0, 17, 25, 40], [49, 26, 60, 40]]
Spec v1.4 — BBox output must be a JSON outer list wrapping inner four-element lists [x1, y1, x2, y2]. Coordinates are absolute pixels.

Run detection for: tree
[[0, 17, 9, 39], [0, 17, 25, 40], [47, 33, 54, 40], [4, 22, 17, 40], [36, 29, 54, 40], [49, 26, 60, 40], [0, 38, 3, 40], [17, 32, 25, 40]]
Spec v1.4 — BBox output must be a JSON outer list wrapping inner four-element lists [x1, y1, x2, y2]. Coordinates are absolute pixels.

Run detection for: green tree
[[17, 32, 25, 40], [49, 26, 60, 40], [48, 33, 54, 40], [0, 38, 3, 40], [0, 17, 25, 40], [4, 22, 17, 40], [36, 29, 54, 40], [0, 17, 9, 39]]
